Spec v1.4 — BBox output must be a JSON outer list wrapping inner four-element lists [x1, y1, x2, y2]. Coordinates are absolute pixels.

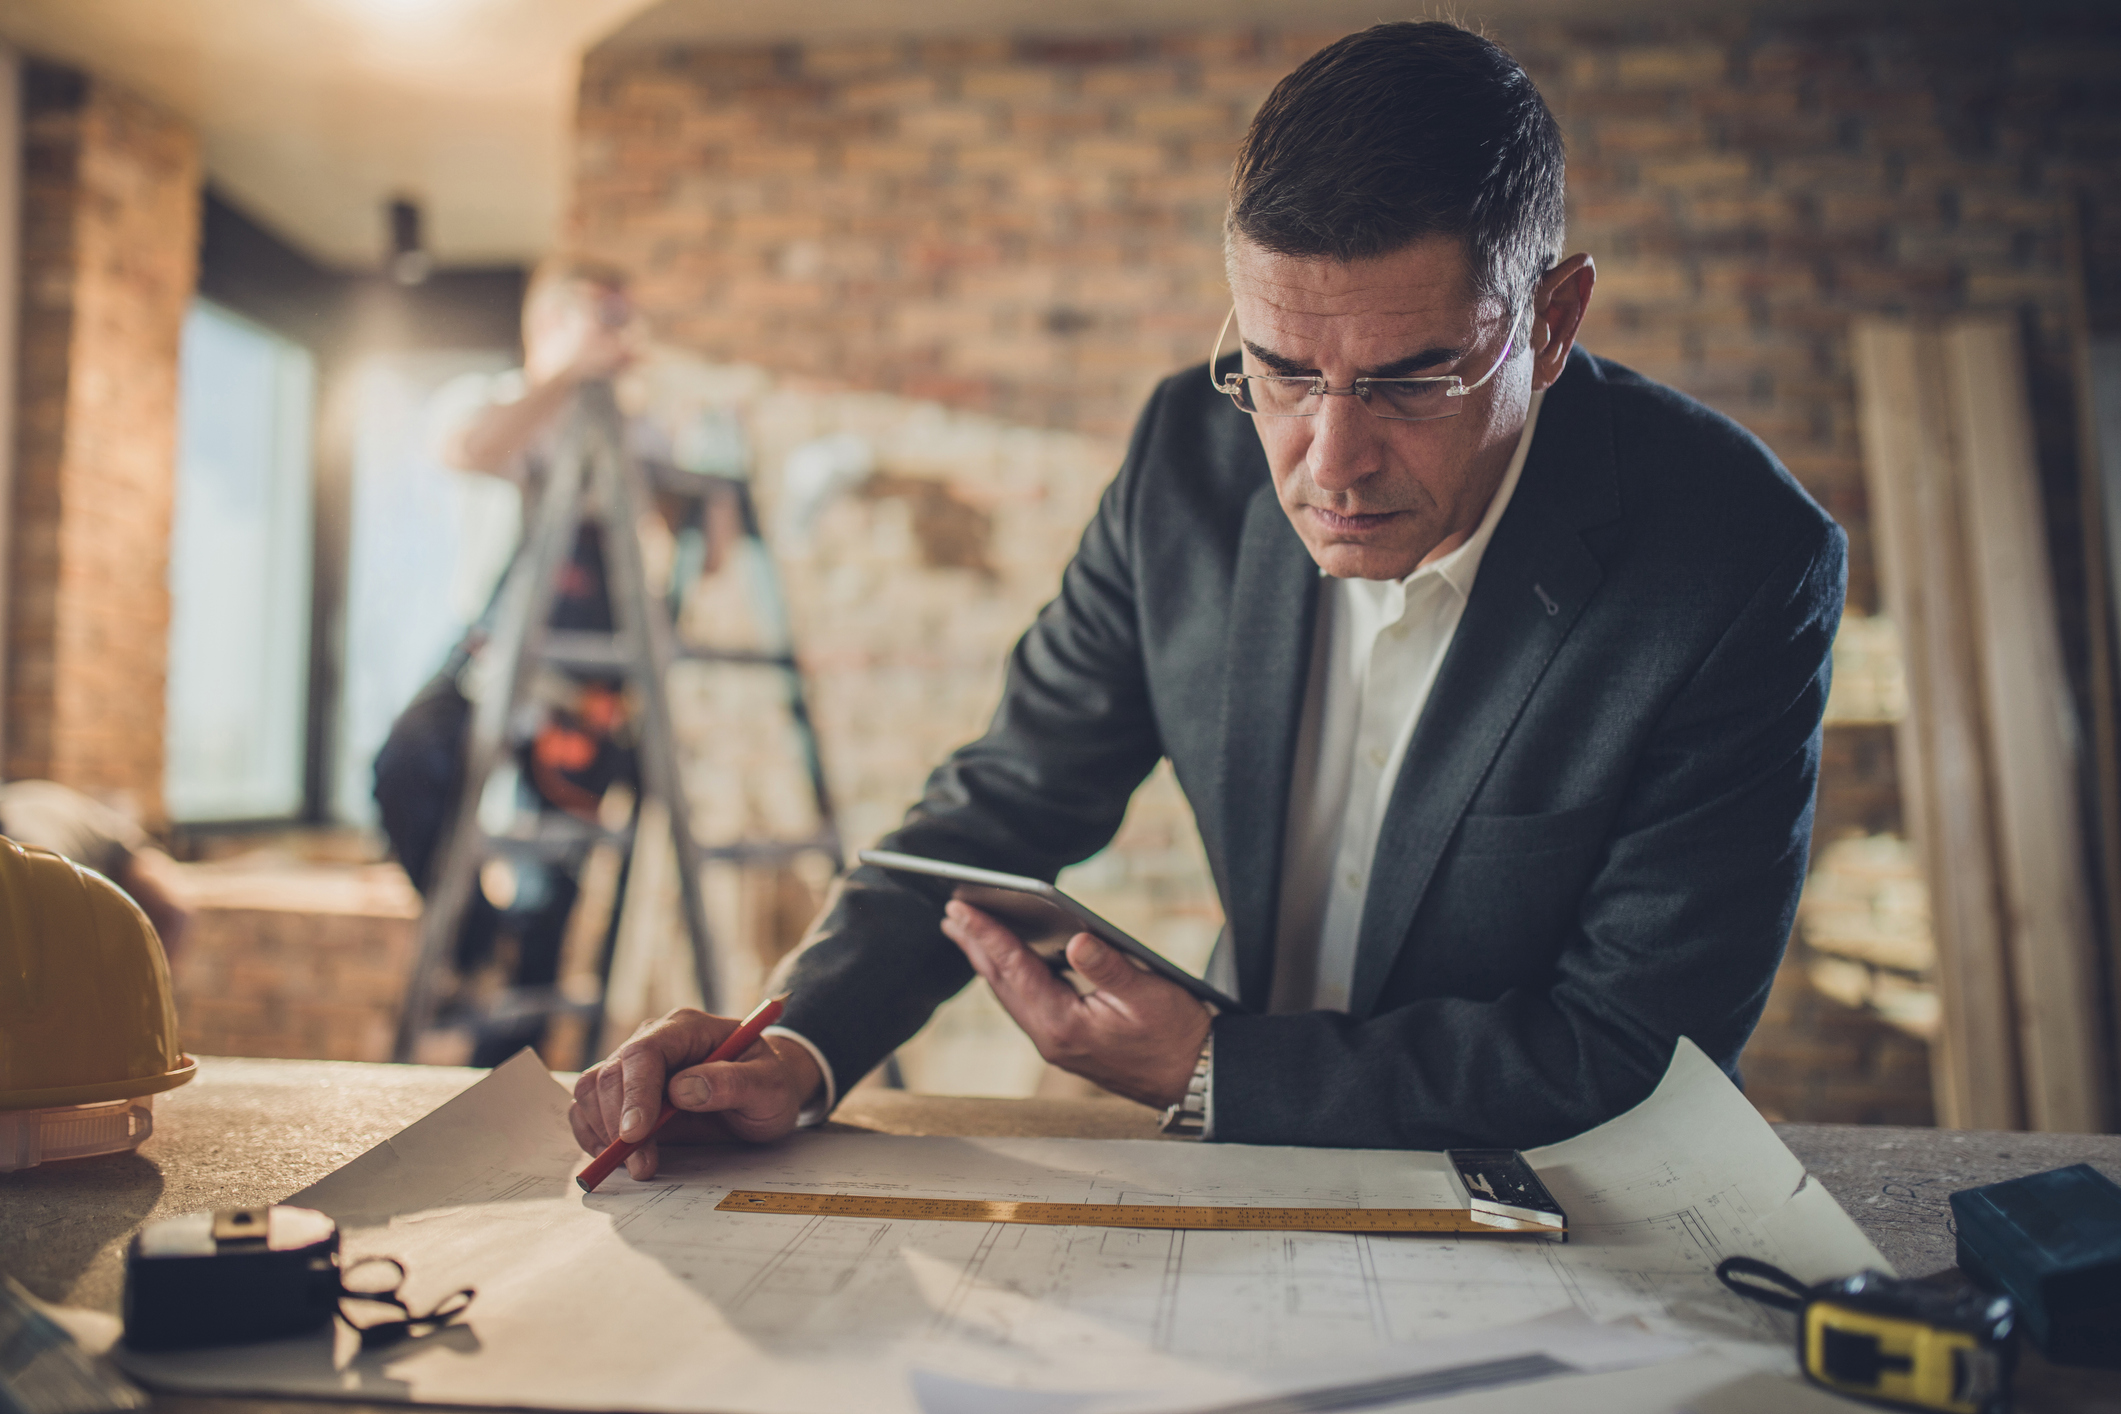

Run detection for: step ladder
[[390, 381, 841, 1064]]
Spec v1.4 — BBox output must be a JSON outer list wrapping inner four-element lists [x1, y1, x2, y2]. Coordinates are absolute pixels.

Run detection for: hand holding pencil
[[569, 993, 819, 1187]]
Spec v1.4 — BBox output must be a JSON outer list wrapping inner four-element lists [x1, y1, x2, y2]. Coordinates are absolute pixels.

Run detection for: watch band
[[1159, 1033, 1214, 1139]]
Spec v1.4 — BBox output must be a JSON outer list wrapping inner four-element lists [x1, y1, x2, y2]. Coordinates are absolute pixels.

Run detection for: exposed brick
[[1964, 269, 2072, 304], [1198, 63, 1295, 98], [801, 39, 903, 78], [1007, 105, 1112, 139], [728, 143, 821, 177], [1683, 193, 1799, 229], [1154, 31, 1260, 62], [1079, 65, 1177, 100], [919, 36, 1012, 68], [1594, 259, 1696, 303], [1614, 45, 1731, 88], [961, 66, 1061, 102], [1637, 154, 1755, 191], [1062, 138, 1167, 174], [1130, 100, 1235, 134], [170, 866, 419, 1062], [5, 68, 196, 818], [839, 142, 931, 175], [952, 141, 1038, 174], [1595, 117, 1712, 155], [842, 74, 937, 110]]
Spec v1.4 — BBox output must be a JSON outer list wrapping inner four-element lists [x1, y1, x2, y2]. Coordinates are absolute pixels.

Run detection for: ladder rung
[[701, 836, 842, 865], [540, 629, 635, 672], [484, 818, 633, 859], [676, 646, 799, 668], [473, 986, 603, 1029], [544, 633, 794, 671]]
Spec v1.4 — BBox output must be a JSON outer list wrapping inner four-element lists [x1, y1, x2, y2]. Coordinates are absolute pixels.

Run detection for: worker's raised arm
[[442, 270, 639, 478], [440, 375, 583, 478]]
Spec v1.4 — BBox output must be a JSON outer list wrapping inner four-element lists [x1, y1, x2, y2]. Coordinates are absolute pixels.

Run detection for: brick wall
[[171, 863, 419, 1063], [576, 13, 2121, 581], [575, 9, 2121, 1109], [6, 65, 198, 819], [575, 32, 1291, 439]]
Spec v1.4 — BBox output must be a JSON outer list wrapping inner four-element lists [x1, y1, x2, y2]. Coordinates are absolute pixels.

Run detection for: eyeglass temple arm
[[1208, 306, 1238, 388], [1450, 309, 1524, 397]]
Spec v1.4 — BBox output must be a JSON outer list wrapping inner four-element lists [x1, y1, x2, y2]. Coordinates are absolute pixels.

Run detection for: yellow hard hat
[[0, 836, 195, 1109]]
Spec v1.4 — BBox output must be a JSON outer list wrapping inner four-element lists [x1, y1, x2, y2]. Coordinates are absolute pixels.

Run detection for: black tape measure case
[[124, 1206, 341, 1351], [125, 1205, 475, 1352]]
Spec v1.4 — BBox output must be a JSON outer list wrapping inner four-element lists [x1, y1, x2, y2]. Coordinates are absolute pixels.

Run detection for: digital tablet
[[859, 848, 1246, 1014]]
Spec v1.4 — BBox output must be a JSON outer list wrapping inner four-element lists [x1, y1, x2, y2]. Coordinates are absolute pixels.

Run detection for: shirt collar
[[1411, 386, 1546, 600]]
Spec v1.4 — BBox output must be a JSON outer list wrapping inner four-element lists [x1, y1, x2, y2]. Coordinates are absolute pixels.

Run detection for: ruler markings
[[716, 1190, 1558, 1235]]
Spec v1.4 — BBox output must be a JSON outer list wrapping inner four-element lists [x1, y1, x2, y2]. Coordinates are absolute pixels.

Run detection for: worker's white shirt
[[1266, 390, 1544, 1014]]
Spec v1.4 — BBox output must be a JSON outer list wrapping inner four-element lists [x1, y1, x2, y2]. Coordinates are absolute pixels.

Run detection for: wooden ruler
[[716, 1190, 1557, 1235]]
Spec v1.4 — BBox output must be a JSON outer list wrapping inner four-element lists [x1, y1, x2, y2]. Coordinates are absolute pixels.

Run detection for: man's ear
[[1529, 254, 1595, 391]]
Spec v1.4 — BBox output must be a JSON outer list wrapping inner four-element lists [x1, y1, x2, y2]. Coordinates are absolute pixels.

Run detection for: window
[[332, 351, 520, 824], [165, 300, 316, 821]]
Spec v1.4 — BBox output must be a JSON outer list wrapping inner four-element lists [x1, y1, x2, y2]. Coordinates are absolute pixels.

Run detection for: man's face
[[1226, 235, 1534, 582]]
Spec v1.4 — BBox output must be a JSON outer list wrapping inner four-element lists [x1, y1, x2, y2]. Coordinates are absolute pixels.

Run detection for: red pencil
[[575, 993, 787, 1193]]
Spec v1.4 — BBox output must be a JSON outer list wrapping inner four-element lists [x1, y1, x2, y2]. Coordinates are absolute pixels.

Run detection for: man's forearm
[[1210, 987, 1672, 1150], [443, 375, 578, 476]]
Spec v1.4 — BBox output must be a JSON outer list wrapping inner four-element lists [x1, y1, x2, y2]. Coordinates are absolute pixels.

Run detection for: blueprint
[[116, 1041, 1883, 1414]]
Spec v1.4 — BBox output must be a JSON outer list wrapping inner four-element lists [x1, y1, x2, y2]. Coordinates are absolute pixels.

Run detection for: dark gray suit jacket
[[780, 346, 1846, 1149]]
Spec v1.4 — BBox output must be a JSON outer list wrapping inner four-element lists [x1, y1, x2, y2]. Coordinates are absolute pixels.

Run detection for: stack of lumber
[[1853, 317, 2109, 1132]]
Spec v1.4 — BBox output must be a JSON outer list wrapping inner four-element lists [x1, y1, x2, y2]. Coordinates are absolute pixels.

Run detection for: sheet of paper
[[116, 1040, 1876, 1414], [911, 1309, 1698, 1414]]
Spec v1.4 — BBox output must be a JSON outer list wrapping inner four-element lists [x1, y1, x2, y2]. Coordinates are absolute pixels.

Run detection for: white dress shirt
[[1267, 390, 1545, 1014]]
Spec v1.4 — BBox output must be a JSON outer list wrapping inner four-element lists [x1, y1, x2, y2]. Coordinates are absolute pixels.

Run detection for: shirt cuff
[[762, 1025, 837, 1127], [1201, 1037, 1216, 1141]]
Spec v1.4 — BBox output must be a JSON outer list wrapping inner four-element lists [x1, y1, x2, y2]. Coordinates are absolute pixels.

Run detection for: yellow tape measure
[[716, 1190, 1547, 1235]]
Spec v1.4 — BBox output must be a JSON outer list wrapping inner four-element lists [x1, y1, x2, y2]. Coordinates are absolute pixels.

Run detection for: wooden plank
[[2088, 335, 2121, 1130], [1946, 317, 2110, 1133], [2065, 190, 2121, 1133], [1851, 319, 2023, 1129], [0, 47, 18, 763]]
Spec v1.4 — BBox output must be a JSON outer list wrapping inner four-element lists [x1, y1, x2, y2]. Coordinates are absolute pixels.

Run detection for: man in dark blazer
[[569, 22, 1844, 1173]]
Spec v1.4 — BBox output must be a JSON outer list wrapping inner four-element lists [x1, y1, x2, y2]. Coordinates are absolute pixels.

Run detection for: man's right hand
[[568, 1008, 823, 1181]]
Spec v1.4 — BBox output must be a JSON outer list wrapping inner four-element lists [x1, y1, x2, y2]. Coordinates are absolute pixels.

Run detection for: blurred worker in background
[[375, 257, 725, 1066], [0, 779, 191, 953]]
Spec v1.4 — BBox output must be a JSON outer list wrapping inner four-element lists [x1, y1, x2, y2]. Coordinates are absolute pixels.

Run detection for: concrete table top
[[4, 1056, 2117, 1410]]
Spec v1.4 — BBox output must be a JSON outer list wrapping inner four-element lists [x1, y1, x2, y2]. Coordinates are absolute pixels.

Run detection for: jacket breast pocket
[[1452, 795, 1614, 858]]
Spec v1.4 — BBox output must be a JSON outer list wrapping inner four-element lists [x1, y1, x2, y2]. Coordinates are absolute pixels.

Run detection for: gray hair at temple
[[1227, 21, 1568, 308]]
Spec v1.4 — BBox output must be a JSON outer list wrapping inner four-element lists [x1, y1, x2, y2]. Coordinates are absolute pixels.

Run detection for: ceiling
[[0, 0, 646, 269], [0, 0, 1779, 271]]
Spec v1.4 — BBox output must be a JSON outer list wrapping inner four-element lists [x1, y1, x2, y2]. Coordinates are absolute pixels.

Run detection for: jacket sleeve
[[1212, 519, 1848, 1149], [771, 385, 1171, 1095]]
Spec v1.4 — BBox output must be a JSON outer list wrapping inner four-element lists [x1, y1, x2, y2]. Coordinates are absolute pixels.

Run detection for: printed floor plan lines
[[116, 1042, 1888, 1414]]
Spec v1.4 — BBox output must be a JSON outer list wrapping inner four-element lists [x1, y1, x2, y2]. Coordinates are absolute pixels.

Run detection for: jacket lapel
[[1217, 482, 1321, 1010], [1346, 354, 1622, 1018]]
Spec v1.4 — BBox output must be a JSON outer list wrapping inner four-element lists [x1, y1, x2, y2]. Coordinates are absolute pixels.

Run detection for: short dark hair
[[1228, 22, 1566, 305]]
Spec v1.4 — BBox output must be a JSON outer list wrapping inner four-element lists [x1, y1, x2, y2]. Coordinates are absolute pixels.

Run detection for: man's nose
[[1304, 391, 1387, 495]]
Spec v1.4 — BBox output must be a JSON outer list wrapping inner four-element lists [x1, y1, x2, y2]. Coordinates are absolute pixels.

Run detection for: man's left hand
[[940, 900, 1212, 1109]]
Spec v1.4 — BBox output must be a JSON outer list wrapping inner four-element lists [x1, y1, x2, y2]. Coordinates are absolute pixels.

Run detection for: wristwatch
[[1159, 1032, 1214, 1138]]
